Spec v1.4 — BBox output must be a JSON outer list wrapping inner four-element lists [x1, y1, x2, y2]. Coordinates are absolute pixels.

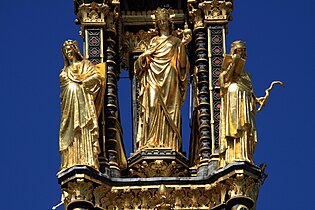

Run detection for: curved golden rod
[[257, 81, 285, 112]]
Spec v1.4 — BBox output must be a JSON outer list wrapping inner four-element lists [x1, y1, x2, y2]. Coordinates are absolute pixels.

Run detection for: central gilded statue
[[134, 8, 191, 152]]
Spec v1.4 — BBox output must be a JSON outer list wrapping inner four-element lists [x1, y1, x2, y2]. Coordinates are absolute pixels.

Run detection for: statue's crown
[[231, 40, 246, 49], [153, 8, 174, 21], [230, 40, 246, 54], [62, 39, 84, 61], [63, 40, 78, 48]]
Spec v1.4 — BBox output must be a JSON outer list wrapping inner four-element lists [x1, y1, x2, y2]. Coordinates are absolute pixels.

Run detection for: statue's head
[[62, 40, 84, 67], [230, 40, 247, 59], [153, 8, 174, 34]]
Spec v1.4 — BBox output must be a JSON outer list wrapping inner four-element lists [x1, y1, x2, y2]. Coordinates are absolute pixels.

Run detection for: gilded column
[[195, 27, 212, 175], [188, 0, 233, 175], [199, 0, 233, 161], [104, 25, 121, 177], [188, 2, 211, 176], [74, 1, 126, 177], [74, 1, 109, 173], [103, 2, 124, 177]]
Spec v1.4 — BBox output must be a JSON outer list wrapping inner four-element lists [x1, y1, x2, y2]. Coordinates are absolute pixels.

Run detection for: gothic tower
[[57, 1, 275, 210]]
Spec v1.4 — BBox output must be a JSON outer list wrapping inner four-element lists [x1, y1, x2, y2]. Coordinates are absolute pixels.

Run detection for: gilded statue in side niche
[[134, 8, 192, 152], [219, 41, 284, 167], [59, 40, 106, 172]]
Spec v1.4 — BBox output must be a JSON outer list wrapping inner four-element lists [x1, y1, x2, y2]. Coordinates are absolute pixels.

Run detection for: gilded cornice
[[62, 174, 259, 209], [188, 0, 234, 28], [199, 0, 233, 24], [121, 9, 185, 26], [59, 163, 263, 209], [76, 3, 110, 25]]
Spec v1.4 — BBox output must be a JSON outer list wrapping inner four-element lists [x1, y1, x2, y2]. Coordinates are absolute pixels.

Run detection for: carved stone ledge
[[58, 163, 263, 209], [62, 178, 259, 209], [93, 183, 227, 209], [129, 159, 188, 178]]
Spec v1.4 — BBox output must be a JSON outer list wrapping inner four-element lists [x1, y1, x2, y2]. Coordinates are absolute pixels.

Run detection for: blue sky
[[0, 0, 314, 209]]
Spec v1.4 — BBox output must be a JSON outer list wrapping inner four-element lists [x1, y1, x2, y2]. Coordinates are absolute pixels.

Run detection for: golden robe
[[135, 35, 189, 152], [220, 70, 257, 164], [59, 60, 104, 170]]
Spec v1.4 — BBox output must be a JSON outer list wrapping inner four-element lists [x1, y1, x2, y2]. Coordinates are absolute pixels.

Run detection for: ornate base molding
[[128, 149, 189, 177], [58, 162, 263, 210]]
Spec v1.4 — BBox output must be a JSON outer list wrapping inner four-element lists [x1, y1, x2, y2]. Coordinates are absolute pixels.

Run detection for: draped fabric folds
[[59, 60, 105, 170], [220, 70, 257, 164], [135, 35, 189, 152]]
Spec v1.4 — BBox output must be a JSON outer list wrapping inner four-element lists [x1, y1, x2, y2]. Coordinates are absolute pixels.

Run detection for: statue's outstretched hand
[[181, 29, 192, 45], [232, 54, 241, 61]]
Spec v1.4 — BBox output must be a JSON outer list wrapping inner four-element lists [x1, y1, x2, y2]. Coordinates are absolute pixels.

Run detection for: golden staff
[[257, 81, 285, 112]]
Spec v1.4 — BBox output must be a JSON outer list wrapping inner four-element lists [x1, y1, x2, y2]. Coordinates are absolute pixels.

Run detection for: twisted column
[[194, 28, 212, 175], [188, 0, 234, 175], [104, 28, 121, 177]]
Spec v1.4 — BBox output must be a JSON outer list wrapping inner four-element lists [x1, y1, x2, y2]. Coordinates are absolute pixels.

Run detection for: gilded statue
[[59, 40, 106, 172], [219, 41, 284, 167], [134, 8, 192, 152]]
